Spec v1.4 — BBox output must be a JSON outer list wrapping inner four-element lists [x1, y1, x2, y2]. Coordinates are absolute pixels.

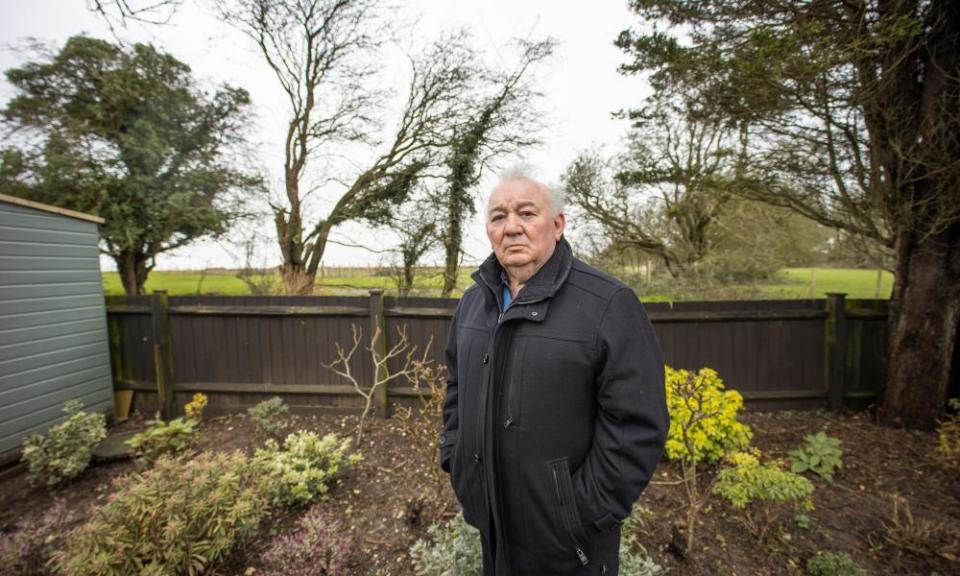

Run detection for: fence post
[[151, 290, 176, 420], [824, 292, 847, 411], [369, 289, 389, 418]]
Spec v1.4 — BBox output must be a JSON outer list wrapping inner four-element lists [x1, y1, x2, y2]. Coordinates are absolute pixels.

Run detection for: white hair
[[493, 164, 566, 217]]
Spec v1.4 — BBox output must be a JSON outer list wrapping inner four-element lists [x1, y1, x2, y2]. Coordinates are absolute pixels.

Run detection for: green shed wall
[[0, 199, 113, 465]]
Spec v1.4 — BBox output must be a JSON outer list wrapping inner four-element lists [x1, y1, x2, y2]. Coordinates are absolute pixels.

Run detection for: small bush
[[126, 416, 198, 463], [806, 551, 866, 576], [713, 450, 815, 541], [410, 511, 482, 576], [184, 392, 208, 421], [53, 451, 266, 576], [248, 396, 292, 437], [21, 400, 106, 486], [664, 366, 752, 464], [789, 431, 843, 481], [259, 505, 357, 575], [620, 504, 664, 575], [936, 398, 960, 472], [0, 499, 75, 576], [254, 431, 363, 507]]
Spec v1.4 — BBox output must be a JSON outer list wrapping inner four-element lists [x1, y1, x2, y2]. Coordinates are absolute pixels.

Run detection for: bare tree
[[88, 0, 183, 35], [214, 0, 474, 294], [563, 99, 743, 279], [323, 324, 430, 446]]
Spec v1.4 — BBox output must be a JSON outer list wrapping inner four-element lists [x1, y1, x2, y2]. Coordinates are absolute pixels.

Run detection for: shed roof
[[0, 193, 105, 224]]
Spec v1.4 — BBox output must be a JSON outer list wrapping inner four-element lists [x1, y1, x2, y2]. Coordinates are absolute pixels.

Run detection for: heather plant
[[259, 505, 357, 575], [789, 431, 843, 481], [254, 431, 363, 507], [126, 416, 198, 463], [936, 398, 960, 472], [248, 396, 292, 438], [410, 511, 482, 576], [184, 392, 208, 421], [664, 366, 752, 553], [0, 499, 75, 576], [805, 551, 867, 576], [21, 400, 106, 486], [713, 450, 815, 541], [53, 451, 266, 576]]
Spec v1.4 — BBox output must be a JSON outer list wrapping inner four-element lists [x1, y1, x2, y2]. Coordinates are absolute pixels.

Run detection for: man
[[439, 169, 670, 575]]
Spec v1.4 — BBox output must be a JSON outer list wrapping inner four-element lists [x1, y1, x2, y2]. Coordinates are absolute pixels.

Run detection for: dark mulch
[[1, 409, 957, 575]]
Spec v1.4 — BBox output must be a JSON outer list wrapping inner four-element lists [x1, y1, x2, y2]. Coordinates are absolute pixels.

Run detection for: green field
[[103, 266, 895, 300], [760, 267, 893, 299]]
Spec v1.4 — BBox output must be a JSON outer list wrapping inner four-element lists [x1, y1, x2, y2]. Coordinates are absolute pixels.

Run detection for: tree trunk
[[115, 250, 149, 295], [441, 191, 464, 297], [879, 221, 960, 429]]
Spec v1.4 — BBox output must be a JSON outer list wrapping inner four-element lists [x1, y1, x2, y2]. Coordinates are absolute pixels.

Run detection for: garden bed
[[1, 408, 957, 575]]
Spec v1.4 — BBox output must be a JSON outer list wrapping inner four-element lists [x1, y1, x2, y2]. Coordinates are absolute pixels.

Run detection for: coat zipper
[[552, 464, 590, 566]]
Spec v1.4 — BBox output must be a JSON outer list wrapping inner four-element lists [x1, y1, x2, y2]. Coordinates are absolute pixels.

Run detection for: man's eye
[[521, 211, 536, 218], [490, 214, 504, 222]]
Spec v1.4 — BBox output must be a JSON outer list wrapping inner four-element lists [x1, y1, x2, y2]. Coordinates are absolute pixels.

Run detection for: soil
[[2, 409, 958, 576]]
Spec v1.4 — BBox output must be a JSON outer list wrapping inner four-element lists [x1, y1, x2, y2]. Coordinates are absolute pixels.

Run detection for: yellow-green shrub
[[184, 392, 208, 421], [664, 366, 752, 463], [254, 431, 363, 507], [713, 450, 815, 540]]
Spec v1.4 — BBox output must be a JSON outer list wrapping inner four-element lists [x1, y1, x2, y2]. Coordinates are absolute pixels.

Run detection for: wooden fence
[[105, 292, 890, 418]]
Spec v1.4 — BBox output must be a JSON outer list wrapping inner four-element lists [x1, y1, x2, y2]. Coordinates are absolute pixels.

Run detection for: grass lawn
[[761, 267, 894, 299], [103, 266, 895, 300]]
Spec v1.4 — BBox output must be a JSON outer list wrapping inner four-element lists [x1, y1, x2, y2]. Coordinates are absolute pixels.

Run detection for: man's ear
[[554, 213, 566, 241]]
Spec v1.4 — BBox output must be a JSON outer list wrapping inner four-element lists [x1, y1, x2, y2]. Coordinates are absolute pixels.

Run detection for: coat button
[[530, 311, 538, 317], [439, 434, 446, 444], [481, 354, 489, 365], [473, 453, 481, 463]]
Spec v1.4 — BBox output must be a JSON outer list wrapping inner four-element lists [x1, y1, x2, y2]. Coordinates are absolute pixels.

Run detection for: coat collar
[[472, 236, 574, 313]]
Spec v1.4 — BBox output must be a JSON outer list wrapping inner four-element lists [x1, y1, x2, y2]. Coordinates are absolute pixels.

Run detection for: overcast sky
[[0, 0, 648, 270]]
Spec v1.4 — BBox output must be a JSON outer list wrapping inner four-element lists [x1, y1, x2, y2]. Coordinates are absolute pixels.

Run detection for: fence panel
[[106, 293, 889, 416]]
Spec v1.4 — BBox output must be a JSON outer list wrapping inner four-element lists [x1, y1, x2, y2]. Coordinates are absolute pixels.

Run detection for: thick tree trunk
[[879, 222, 960, 429], [115, 251, 149, 295]]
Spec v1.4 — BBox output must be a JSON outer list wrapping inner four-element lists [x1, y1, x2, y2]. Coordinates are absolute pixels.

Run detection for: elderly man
[[439, 170, 669, 575]]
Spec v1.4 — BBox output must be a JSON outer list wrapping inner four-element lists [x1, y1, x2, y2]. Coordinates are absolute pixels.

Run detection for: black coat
[[440, 238, 669, 576]]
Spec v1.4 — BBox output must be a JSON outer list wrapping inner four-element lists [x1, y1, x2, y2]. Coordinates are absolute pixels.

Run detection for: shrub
[[713, 450, 815, 541], [248, 396, 292, 438], [663, 365, 752, 553], [619, 504, 664, 575], [789, 431, 843, 481], [664, 366, 752, 464], [184, 392, 208, 421], [259, 505, 357, 575], [53, 451, 266, 576], [21, 400, 107, 486], [126, 416, 198, 463], [806, 551, 866, 576], [410, 511, 482, 576], [254, 431, 363, 507], [936, 398, 960, 472], [0, 499, 75, 576]]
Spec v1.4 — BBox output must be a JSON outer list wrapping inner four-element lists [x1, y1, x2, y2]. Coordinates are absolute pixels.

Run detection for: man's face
[[486, 178, 565, 272]]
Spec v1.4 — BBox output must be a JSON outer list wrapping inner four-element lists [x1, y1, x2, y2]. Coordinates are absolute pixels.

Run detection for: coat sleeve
[[572, 287, 669, 530], [438, 302, 461, 474]]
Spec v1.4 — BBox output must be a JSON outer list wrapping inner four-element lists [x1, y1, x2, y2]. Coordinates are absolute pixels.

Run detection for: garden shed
[[0, 193, 113, 467]]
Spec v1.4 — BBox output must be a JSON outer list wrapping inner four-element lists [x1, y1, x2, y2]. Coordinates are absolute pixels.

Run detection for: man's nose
[[504, 214, 523, 235]]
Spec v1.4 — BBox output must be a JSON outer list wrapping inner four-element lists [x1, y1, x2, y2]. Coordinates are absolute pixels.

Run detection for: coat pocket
[[549, 457, 591, 566], [450, 441, 484, 528]]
